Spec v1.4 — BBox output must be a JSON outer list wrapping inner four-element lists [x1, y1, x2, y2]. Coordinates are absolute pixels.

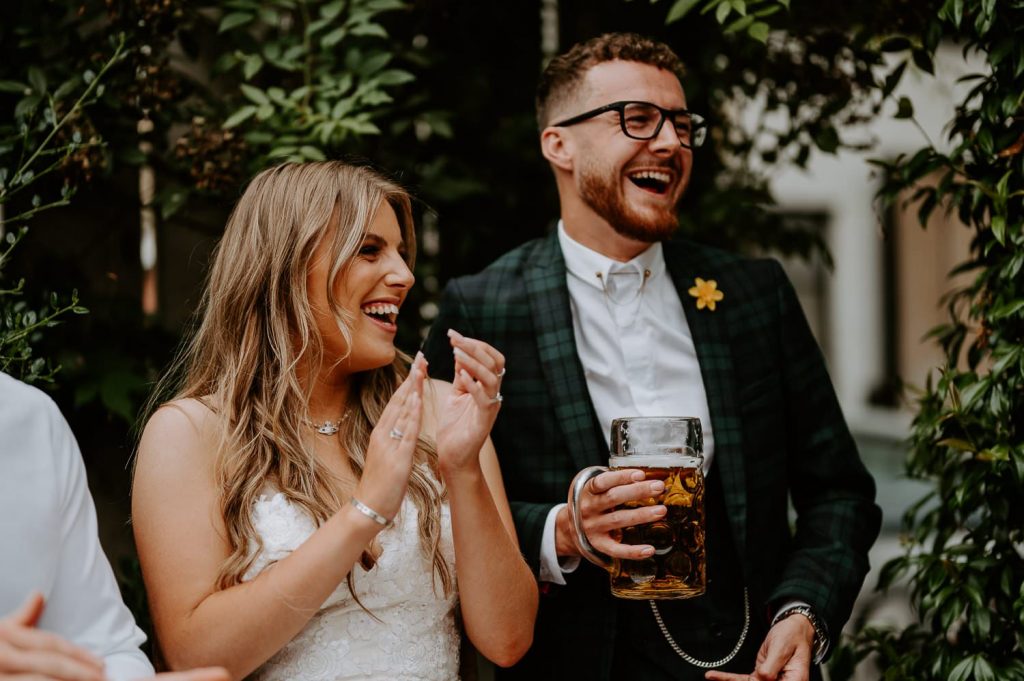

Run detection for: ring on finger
[[496, 367, 506, 378], [489, 391, 503, 404], [388, 427, 404, 440]]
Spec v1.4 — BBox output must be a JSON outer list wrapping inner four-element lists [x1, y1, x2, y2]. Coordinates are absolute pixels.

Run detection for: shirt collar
[[557, 220, 665, 292]]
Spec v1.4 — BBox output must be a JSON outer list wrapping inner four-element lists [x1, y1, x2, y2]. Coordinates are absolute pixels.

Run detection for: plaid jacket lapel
[[523, 232, 606, 472], [665, 240, 748, 564]]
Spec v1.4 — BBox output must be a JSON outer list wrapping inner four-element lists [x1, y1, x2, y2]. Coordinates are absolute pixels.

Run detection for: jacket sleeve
[[423, 279, 555, 577], [767, 260, 883, 640]]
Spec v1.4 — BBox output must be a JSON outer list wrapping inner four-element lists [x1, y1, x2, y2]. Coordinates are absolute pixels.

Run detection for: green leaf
[[365, 0, 406, 9], [240, 83, 270, 105], [895, 96, 914, 119], [747, 21, 769, 43], [268, 145, 298, 158], [243, 54, 264, 80], [159, 188, 188, 220], [358, 52, 392, 76], [27, 66, 47, 94], [666, 0, 702, 23], [338, 118, 381, 135], [733, 0, 747, 15], [974, 656, 995, 681], [331, 96, 355, 119], [0, 80, 29, 94], [350, 22, 388, 38], [319, 0, 345, 20], [883, 61, 908, 98], [306, 17, 330, 37], [52, 77, 79, 101], [814, 126, 839, 153], [219, 11, 254, 33], [880, 36, 912, 52], [715, 1, 732, 23], [299, 145, 326, 161], [723, 14, 756, 34], [224, 105, 258, 129], [959, 378, 990, 410], [283, 44, 306, 62], [991, 215, 1006, 244], [266, 87, 288, 105], [937, 438, 975, 452], [322, 26, 348, 48], [374, 69, 415, 86], [991, 298, 1024, 320]]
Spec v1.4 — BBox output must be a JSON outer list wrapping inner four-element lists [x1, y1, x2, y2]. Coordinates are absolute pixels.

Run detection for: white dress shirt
[[0, 372, 154, 680], [539, 223, 715, 584]]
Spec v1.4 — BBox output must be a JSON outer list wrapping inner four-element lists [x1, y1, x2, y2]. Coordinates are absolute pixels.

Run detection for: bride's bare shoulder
[[137, 397, 221, 472]]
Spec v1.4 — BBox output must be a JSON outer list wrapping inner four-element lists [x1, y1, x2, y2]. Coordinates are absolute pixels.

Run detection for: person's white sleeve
[[538, 503, 581, 585], [40, 399, 155, 681]]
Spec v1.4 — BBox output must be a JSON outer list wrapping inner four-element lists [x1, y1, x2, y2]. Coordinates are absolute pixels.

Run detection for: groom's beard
[[578, 157, 681, 243]]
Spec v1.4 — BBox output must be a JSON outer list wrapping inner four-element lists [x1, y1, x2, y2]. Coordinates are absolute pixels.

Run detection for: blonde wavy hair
[[143, 161, 452, 598]]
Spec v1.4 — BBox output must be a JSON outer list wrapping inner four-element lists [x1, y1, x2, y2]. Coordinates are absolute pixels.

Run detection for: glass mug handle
[[567, 465, 613, 571]]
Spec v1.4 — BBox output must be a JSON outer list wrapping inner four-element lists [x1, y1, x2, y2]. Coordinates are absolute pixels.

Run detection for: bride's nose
[[385, 257, 415, 290]]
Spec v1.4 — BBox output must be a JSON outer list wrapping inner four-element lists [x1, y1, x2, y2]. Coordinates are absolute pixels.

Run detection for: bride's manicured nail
[[447, 328, 464, 341], [454, 347, 468, 360]]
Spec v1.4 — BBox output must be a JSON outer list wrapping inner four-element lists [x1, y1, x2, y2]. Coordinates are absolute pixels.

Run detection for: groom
[[424, 33, 880, 680]]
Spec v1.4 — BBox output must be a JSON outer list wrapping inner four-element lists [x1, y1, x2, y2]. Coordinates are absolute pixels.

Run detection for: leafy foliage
[[0, 34, 126, 382], [808, 0, 1023, 678]]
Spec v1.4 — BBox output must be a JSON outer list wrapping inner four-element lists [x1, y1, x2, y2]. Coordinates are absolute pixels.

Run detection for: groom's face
[[567, 61, 693, 243]]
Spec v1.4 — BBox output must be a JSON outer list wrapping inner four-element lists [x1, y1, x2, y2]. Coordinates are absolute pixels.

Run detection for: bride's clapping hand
[[437, 329, 505, 474], [354, 352, 427, 523]]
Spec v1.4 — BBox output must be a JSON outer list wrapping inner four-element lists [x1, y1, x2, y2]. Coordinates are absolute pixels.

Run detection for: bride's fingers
[[458, 369, 501, 412], [374, 354, 424, 432], [448, 329, 504, 374], [454, 348, 500, 397], [389, 385, 422, 453]]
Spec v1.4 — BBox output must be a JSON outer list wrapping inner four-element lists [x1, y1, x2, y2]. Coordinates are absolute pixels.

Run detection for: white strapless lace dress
[[241, 490, 459, 680]]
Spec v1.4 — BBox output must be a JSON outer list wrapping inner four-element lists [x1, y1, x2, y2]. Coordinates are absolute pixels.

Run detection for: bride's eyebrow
[[362, 233, 408, 252]]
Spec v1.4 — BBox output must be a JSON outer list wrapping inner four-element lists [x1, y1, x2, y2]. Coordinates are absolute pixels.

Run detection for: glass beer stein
[[568, 416, 706, 600]]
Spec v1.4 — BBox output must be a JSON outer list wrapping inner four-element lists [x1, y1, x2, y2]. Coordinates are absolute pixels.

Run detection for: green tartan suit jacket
[[423, 231, 881, 678]]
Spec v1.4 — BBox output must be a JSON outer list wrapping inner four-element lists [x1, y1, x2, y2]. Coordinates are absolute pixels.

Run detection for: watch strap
[[771, 604, 830, 664]]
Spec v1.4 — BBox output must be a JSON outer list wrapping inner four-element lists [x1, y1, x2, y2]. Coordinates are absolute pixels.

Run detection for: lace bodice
[[242, 488, 459, 681]]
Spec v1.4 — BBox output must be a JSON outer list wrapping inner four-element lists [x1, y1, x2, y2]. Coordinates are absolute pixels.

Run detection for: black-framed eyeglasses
[[551, 100, 708, 149]]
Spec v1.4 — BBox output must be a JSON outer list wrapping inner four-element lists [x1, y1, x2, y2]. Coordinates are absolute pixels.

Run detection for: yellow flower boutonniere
[[688, 277, 724, 311]]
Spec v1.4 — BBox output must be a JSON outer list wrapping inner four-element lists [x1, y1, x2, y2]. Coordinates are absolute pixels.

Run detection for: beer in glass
[[569, 416, 706, 600]]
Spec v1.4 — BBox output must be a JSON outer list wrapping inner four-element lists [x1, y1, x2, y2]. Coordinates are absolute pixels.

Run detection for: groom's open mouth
[[626, 169, 674, 196]]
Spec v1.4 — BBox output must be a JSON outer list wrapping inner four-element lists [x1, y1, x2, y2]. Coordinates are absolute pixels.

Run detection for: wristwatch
[[771, 604, 830, 664]]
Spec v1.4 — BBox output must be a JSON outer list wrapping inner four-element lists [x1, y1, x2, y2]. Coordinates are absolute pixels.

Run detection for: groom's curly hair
[[535, 32, 687, 129]]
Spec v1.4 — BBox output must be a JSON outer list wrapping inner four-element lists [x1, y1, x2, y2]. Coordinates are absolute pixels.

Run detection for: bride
[[131, 161, 538, 680]]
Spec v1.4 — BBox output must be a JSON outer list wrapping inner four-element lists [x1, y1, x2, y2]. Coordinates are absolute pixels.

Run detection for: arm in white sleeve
[[40, 398, 155, 681], [538, 503, 581, 585]]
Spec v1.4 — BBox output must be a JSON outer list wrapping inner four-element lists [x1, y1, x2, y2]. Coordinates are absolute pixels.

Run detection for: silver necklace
[[648, 588, 750, 669], [308, 411, 349, 436]]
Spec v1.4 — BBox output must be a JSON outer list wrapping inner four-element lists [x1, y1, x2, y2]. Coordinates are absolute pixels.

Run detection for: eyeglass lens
[[622, 103, 705, 147]]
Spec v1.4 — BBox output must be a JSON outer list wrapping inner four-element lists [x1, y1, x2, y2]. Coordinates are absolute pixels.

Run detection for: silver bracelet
[[350, 497, 393, 528]]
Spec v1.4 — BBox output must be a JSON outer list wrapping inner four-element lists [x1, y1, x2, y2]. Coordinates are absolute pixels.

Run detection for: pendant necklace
[[309, 410, 350, 436]]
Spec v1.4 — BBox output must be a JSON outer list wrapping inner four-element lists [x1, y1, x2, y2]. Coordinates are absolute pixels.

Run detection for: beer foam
[[609, 453, 700, 469]]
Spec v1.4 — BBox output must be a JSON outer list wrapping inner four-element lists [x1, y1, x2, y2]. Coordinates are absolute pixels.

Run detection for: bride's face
[[307, 201, 414, 373]]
